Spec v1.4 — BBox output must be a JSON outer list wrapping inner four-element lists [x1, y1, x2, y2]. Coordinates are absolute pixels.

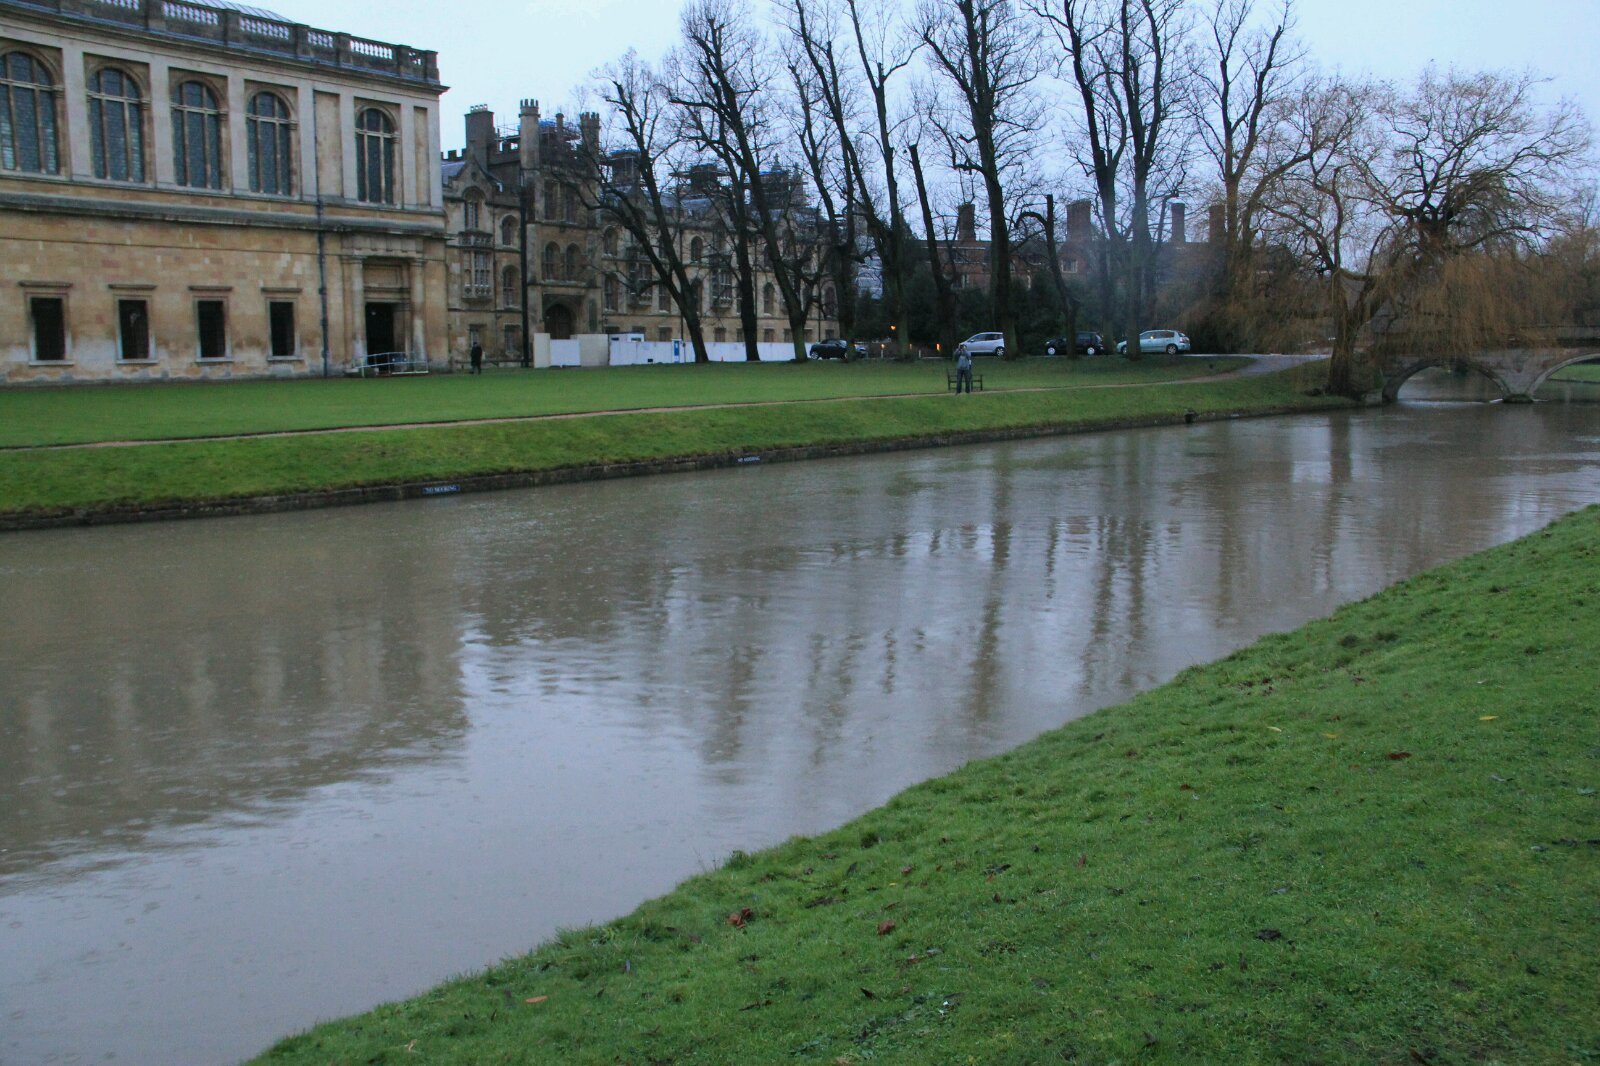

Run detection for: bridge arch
[[1526, 351, 1600, 396], [1381, 357, 1512, 404]]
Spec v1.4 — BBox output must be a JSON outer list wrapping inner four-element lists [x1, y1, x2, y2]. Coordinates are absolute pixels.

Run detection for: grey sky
[[281, 0, 1597, 154]]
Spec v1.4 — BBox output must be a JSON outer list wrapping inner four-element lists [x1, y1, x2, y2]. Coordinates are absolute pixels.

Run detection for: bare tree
[[918, 0, 1043, 359], [1035, 0, 1191, 358], [674, 0, 827, 363], [582, 52, 713, 363], [778, 0, 920, 355], [1259, 76, 1383, 396], [909, 140, 960, 357]]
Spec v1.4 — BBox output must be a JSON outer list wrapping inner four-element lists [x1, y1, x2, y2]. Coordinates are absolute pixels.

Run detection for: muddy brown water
[[3, 403, 1598, 1065]]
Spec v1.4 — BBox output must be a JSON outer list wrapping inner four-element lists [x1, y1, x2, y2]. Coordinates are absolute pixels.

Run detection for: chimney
[[1067, 199, 1093, 243], [579, 112, 601, 156], [1170, 202, 1186, 244], [1209, 203, 1226, 244], [956, 202, 977, 242], [464, 104, 494, 161], [519, 98, 540, 173], [610, 150, 639, 186]]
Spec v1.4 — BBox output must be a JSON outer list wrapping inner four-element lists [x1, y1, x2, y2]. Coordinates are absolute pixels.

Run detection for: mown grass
[[1550, 362, 1600, 383], [254, 506, 1600, 1065], [0, 356, 1246, 448], [0, 363, 1328, 517]]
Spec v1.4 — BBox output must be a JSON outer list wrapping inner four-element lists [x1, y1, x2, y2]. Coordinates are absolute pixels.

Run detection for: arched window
[[657, 285, 670, 312], [172, 80, 223, 189], [603, 228, 619, 256], [603, 274, 620, 312], [564, 243, 580, 281], [543, 242, 559, 280], [1, 52, 59, 175], [762, 282, 775, 316], [501, 266, 518, 308], [690, 278, 704, 314], [500, 216, 518, 246], [463, 190, 483, 230], [246, 91, 292, 195], [689, 236, 704, 263], [88, 67, 144, 182], [355, 107, 396, 204]]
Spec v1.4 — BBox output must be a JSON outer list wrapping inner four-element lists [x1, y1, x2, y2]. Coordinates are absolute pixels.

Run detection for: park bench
[[946, 368, 984, 392]]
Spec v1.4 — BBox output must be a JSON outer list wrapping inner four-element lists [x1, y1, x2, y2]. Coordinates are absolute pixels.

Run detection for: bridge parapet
[[1376, 332, 1600, 402]]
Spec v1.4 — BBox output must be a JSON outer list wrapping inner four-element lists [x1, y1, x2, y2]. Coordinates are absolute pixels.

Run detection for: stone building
[[0, 0, 446, 384], [441, 102, 839, 364]]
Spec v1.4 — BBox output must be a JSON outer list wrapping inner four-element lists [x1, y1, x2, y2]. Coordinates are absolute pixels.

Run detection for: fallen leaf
[[859, 987, 876, 1000], [727, 907, 754, 928], [1076, 853, 1087, 868], [524, 996, 548, 1005], [1266, 726, 1282, 732], [1480, 715, 1498, 721], [1179, 783, 1194, 791], [1388, 751, 1413, 761], [1254, 928, 1283, 941], [877, 920, 897, 936]]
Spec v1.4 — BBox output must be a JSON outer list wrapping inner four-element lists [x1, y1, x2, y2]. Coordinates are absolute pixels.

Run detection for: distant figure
[[955, 349, 973, 394], [469, 341, 483, 375]]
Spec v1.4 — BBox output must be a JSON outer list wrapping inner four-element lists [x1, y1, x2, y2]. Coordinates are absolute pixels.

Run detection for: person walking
[[469, 340, 484, 375], [955, 348, 973, 394]]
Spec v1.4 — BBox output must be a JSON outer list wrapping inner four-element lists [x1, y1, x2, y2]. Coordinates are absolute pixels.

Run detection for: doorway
[[365, 302, 398, 361], [545, 303, 574, 341]]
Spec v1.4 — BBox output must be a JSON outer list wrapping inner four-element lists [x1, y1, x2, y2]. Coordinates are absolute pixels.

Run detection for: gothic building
[[441, 102, 839, 364], [0, 0, 447, 383]]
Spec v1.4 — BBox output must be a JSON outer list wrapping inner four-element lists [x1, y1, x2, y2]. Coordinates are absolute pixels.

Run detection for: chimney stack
[[956, 202, 977, 242], [519, 99, 540, 173], [579, 112, 600, 156], [1209, 203, 1226, 244], [1170, 202, 1186, 244], [464, 104, 494, 161], [1067, 199, 1093, 243]]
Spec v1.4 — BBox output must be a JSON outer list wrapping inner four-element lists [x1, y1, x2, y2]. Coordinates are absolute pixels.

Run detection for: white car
[[955, 332, 1006, 358], [1116, 329, 1192, 355]]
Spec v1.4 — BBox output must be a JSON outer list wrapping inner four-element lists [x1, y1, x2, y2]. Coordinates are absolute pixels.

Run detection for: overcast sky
[[275, 0, 1597, 154]]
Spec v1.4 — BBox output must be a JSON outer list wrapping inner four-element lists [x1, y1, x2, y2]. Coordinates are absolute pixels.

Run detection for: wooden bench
[[947, 369, 984, 392]]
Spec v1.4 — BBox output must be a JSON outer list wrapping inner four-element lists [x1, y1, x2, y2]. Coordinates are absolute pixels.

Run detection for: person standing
[[469, 340, 484, 375], [955, 348, 973, 394]]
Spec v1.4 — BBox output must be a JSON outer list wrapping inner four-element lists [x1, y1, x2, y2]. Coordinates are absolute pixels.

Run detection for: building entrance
[[365, 302, 399, 359], [545, 303, 575, 341]]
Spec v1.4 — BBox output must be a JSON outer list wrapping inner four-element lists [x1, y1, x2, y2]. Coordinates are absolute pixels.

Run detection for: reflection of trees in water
[[0, 518, 469, 879]]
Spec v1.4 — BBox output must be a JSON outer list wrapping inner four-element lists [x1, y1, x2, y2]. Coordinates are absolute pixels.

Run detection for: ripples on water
[[2, 404, 1598, 1065]]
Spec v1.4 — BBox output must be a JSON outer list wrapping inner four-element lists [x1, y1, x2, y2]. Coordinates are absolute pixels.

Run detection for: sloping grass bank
[[257, 507, 1600, 1064], [0, 364, 1333, 523]]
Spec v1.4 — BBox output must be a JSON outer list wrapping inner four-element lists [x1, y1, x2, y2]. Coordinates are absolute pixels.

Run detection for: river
[[2, 403, 1598, 1065]]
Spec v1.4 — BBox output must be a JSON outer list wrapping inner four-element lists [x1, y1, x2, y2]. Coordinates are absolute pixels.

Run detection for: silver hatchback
[[1116, 329, 1191, 355], [955, 332, 1007, 358]]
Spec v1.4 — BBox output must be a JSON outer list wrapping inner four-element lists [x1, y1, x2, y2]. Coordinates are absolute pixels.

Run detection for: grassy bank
[[0, 363, 1328, 519], [1551, 363, 1600, 383], [255, 506, 1600, 1065], [0, 356, 1245, 448]]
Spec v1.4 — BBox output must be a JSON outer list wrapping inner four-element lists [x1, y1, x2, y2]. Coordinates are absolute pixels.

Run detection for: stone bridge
[[1376, 330, 1600, 403]]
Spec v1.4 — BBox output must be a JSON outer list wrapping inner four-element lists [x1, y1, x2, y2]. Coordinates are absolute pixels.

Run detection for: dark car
[[810, 338, 866, 361], [1043, 331, 1105, 357]]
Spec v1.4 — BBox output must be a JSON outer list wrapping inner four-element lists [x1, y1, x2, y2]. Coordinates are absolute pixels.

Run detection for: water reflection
[[1, 404, 1598, 1066]]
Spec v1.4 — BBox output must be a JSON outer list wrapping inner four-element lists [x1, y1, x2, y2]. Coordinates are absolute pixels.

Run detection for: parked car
[[810, 338, 867, 361], [1043, 331, 1105, 357], [1116, 329, 1192, 355], [955, 332, 1006, 358]]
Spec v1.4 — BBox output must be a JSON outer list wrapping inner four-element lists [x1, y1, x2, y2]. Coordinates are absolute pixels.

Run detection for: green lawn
[[0, 365, 1330, 517], [0, 356, 1246, 448], [254, 506, 1600, 1065], [1550, 361, 1600, 383]]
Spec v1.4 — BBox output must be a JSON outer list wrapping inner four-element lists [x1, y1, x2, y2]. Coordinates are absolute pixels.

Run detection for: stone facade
[[442, 103, 839, 364], [0, 0, 447, 384]]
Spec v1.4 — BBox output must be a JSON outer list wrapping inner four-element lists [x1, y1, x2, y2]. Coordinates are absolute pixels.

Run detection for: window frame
[[87, 64, 146, 184], [246, 89, 294, 197], [171, 76, 225, 191], [116, 296, 151, 361], [267, 299, 297, 359], [26, 291, 69, 362], [1, 49, 62, 176], [194, 296, 229, 361], [354, 105, 397, 205]]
